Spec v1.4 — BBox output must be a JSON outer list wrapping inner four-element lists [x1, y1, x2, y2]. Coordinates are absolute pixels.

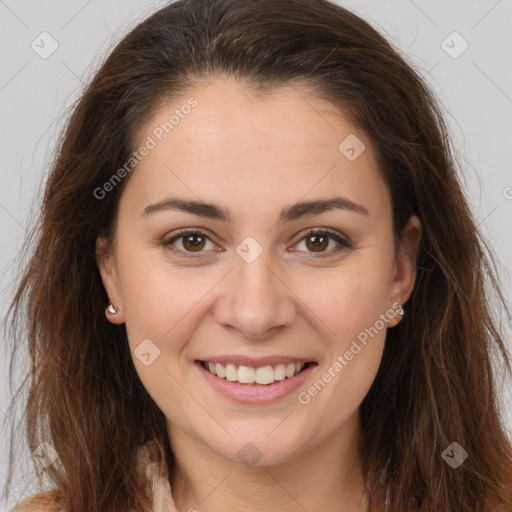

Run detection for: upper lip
[[197, 355, 316, 367]]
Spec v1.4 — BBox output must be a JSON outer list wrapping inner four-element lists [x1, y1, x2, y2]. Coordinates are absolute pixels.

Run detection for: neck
[[168, 412, 368, 512]]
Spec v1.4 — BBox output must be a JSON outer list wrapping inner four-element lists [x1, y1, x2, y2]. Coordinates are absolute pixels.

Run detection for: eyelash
[[161, 228, 353, 259]]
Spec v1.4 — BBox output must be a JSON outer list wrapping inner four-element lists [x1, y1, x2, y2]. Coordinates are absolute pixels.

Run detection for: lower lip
[[195, 360, 317, 404]]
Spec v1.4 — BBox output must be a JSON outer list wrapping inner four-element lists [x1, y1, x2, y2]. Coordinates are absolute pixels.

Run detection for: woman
[[4, 0, 512, 510]]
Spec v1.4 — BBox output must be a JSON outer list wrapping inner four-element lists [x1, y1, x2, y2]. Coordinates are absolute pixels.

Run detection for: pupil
[[308, 234, 327, 251], [184, 234, 204, 251]]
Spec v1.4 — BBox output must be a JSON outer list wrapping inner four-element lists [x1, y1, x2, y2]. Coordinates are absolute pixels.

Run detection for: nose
[[213, 246, 297, 340]]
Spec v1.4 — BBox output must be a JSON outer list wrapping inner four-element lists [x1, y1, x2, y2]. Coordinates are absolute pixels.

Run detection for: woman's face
[[97, 76, 420, 467]]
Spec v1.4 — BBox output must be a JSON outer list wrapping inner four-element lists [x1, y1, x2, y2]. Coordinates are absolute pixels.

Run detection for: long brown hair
[[3, 0, 512, 510]]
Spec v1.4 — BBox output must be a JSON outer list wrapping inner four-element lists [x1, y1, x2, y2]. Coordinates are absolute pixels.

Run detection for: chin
[[211, 433, 306, 468]]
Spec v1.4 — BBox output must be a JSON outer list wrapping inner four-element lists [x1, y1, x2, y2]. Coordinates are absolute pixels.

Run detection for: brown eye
[[305, 233, 329, 252], [163, 230, 217, 257], [181, 233, 206, 252], [293, 229, 352, 256]]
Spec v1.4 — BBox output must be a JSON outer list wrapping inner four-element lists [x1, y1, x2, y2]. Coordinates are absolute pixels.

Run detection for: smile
[[195, 360, 318, 404], [201, 360, 309, 385]]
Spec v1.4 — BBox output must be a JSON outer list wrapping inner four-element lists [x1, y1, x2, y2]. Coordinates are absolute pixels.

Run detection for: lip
[[197, 355, 315, 367], [195, 360, 318, 404]]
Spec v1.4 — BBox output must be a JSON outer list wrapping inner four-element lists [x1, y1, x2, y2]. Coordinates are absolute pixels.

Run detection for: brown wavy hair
[[3, 0, 512, 510]]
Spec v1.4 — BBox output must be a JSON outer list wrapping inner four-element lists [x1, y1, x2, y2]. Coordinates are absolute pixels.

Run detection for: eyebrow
[[141, 195, 369, 223]]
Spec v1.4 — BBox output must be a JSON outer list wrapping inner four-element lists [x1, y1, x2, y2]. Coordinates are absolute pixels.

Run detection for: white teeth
[[274, 364, 286, 381], [255, 366, 275, 385], [216, 363, 226, 379], [285, 363, 296, 378], [202, 360, 307, 384], [237, 365, 255, 384], [225, 363, 238, 382]]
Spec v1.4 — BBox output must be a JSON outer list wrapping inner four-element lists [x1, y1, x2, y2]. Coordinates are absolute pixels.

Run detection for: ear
[[95, 235, 125, 324], [387, 215, 422, 327]]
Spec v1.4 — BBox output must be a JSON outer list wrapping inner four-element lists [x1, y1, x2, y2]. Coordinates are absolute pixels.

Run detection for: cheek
[[292, 252, 392, 404], [117, 252, 204, 417], [299, 261, 392, 342], [116, 246, 196, 351], [298, 280, 388, 425]]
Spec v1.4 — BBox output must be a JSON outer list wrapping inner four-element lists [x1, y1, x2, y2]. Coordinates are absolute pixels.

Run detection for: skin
[[96, 76, 421, 512]]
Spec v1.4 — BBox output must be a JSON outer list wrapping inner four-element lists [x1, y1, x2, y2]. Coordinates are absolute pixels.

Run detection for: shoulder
[[12, 492, 141, 512], [12, 491, 61, 511]]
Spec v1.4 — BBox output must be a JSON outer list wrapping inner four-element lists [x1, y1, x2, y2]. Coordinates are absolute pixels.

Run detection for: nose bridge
[[215, 236, 295, 337], [236, 243, 276, 303]]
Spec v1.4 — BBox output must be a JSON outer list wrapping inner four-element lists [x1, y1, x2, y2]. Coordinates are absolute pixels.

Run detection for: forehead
[[121, 77, 390, 223], [138, 78, 358, 159]]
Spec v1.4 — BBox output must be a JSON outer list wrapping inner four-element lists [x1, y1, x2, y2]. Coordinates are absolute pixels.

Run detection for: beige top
[[13, 441, 178, 512], [134, 441, 178, 512], [14, 443, 372, 511]]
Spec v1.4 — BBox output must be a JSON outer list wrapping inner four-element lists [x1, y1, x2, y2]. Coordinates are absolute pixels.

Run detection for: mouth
[[194, 359, 318, 404], [198, 360, 313, 385]]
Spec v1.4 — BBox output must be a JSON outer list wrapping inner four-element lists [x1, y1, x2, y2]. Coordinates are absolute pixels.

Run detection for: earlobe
[[95, 236, 125, 324]]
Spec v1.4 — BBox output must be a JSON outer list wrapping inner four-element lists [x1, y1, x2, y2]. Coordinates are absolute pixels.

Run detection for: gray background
[[1, 0, 511, 509]]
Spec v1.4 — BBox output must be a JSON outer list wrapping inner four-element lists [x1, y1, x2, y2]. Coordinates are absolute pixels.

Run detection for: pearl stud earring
[[105, 304, 119, 315]]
